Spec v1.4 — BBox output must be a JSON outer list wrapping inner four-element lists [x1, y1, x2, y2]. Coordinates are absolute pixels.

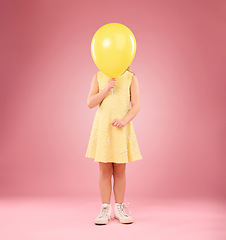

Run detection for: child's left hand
[[112, 118, 126, 128]]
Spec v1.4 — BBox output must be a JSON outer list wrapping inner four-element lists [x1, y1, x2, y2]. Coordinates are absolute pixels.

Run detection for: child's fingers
[[112, 119, 120, 127], [112, 119, 117, 126], [112, 119, 126, 128]]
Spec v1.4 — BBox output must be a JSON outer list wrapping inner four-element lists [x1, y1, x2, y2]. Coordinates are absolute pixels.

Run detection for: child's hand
[[106, 78, 116, 93], [111, 118, 126, 128]]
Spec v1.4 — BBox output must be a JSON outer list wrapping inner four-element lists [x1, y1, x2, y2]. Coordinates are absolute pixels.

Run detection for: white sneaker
[[114, 202, 134, 224], [94, 203, 112, 225]]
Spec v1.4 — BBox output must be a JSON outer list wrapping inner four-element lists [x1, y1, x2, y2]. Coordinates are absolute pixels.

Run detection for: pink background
[[0, 0, 225, 201]]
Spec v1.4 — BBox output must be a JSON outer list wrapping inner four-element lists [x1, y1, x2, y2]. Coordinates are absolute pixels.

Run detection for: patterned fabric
[[85, 70, 142, 163]]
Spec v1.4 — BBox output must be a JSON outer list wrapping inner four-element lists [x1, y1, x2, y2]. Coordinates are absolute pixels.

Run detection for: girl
[[85, 65, 142, 225]]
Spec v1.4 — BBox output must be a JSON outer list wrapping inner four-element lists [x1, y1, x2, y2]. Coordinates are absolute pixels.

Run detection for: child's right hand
[[106, 78, 116, 93]]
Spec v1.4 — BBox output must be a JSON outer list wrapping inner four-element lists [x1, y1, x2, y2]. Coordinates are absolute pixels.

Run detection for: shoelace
[[117, 202, 132, 217], [99, 205, 110, 218]]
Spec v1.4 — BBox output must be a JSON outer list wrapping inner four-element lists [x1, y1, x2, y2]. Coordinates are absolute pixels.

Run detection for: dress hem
[[85, 155, 142, 163]]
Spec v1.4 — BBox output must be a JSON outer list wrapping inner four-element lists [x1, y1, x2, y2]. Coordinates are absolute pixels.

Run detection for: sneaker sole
[[95, 222, 107, 225], [114, 216, 133, 224], [94, 217, 112, 225]]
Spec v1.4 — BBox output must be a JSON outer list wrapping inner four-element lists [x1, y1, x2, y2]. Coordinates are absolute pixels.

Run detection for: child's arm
[[87, 74, 109, 108], [121, 74, 141, 125]]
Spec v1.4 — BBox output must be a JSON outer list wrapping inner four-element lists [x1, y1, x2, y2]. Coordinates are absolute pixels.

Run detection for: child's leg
[[113, 163, 126, 203], [99, 162, 113, 204]]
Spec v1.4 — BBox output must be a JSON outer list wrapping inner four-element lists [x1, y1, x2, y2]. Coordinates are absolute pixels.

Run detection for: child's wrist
[[104, 87, 110, 94], [122, 118, 128, 126]]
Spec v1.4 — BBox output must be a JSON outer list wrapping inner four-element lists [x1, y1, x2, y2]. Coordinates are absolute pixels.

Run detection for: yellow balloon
[[91, 23, 136, 78]]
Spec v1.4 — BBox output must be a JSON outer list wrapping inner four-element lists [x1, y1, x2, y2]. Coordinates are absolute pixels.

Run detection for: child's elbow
[[136, 104, 141, 112], [87, 98, 92, 108], [87, 101, 96, 109], [87, 102, 93, 109]]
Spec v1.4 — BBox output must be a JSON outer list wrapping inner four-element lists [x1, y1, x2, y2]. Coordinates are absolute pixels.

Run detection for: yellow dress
[[85, 70, 143, 163]]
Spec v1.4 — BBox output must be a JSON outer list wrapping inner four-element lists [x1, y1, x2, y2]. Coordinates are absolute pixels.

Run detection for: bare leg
[[113, 163, 126, 203], [99, 162, 113, 204]]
